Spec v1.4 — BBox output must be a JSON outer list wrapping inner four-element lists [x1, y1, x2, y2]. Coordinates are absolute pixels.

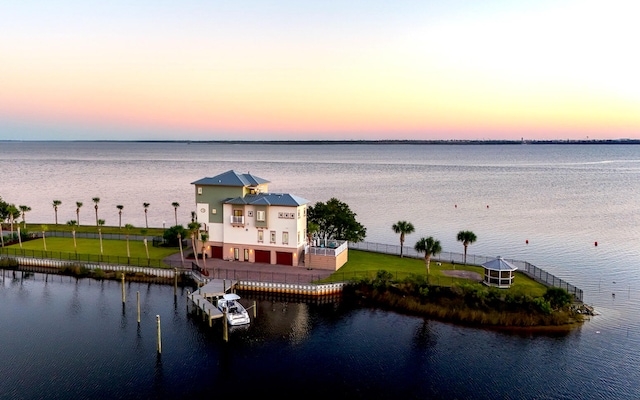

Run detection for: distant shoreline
[[2, 139, 640, 145]]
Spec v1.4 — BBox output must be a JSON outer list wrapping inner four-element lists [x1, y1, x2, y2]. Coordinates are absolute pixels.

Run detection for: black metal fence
[[0, 246, 184, 269], [349, 241, 583, 302]]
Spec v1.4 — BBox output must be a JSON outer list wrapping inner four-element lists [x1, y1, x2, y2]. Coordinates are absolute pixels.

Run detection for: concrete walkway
[[163, 250, 333, 284]]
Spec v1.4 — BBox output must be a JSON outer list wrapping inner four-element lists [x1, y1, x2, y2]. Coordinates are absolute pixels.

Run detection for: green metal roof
[[191, 170, 270, 187]]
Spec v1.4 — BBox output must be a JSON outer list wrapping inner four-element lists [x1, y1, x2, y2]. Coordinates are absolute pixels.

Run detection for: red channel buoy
[[486, 205, 489, 209], [594, 241, 598, 247], [525, 239, 529, 244]]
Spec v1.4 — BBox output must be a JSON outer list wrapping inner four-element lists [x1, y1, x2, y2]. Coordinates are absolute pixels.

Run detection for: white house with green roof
[[191, 170, 309, 266]]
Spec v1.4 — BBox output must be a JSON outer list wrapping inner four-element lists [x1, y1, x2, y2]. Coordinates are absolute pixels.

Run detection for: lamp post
[[163, 221, 166, 230]]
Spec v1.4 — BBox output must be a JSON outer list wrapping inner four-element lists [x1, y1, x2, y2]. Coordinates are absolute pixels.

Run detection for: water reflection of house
[[192, 170, 347, 270]]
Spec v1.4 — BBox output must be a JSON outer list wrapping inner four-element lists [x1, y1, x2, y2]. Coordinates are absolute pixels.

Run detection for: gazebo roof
[[482, 256, 518, 272]]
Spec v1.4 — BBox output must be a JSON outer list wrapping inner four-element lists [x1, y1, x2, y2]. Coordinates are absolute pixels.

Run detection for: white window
[[257, 210, 265, 222], [258, 230, 264, 243], [282, 232, 289, 245], [197, 187, 202, 195], [297, 209, 301, 218], [270, 231, 276, 243]]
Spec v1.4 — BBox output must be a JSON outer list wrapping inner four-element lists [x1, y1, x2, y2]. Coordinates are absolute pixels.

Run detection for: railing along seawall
[[349, 241, 583, 302]]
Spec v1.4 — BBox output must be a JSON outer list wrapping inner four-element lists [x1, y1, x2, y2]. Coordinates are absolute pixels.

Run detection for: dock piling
[[137, 291, 140, 323], [156, 315, 162, 354]]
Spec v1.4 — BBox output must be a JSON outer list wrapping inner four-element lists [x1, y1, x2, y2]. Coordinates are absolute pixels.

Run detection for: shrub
[[162, 225, 187, 247], [544, 287, 573, 309]]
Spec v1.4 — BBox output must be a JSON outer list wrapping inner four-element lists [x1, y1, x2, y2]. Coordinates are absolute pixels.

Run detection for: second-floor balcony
[[230, 216, 245, 225]]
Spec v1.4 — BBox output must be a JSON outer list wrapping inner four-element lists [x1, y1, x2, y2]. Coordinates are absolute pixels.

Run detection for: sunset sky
[[1, 0, 638, 141]]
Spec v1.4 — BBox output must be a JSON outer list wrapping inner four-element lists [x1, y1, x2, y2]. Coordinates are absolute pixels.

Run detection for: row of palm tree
[[392, 220, 478, 275], [48, 199, 182, 228]]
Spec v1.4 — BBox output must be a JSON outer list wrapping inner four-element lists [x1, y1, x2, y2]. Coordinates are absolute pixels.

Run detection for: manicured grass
[[3, 237, 180, 267], [325, 249, 548, 296], [22, 223, 166, 236]]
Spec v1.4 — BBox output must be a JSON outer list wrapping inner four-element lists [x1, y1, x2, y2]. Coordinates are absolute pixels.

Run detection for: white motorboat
[[217, 293, 250, 326]]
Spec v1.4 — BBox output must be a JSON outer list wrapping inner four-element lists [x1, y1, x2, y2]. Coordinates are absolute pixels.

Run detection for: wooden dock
[[187, 279, 237, 326]]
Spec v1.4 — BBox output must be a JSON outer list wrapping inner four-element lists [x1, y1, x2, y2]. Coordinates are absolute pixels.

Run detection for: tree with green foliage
[[8, 204, 19, 235], [116, 205, 124, 228], [163, 225, 187, 247], [392, 221, 415, 258], [543, 287, 573, 310], [98, 219, 105, 258], [75, 202, 83, 226], [172, 202, 180, 226], [19, 205, 31, 227], [143, 202, 150, 228], [41, 224, 48, 251], [414, 236, 442, 277], [124, 224, 134, 262], [92, 197, 100, 226], [456, 230, 477, 264], [188, 221, 201, 266], [67, 220, 77, 254], [307, 198, 366, 243], [52, 200, 62, 225]]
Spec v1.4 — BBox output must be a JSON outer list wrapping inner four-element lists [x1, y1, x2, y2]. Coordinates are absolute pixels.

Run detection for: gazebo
[[482, 256, 518, 288]]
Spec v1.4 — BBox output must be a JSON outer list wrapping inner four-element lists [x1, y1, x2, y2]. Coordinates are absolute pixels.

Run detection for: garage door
[[255, 250, 270, 264], [276, 251, 293, 266], [211, 246, 223, 259]]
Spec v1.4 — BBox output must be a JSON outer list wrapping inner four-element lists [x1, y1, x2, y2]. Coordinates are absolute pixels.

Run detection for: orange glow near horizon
[[1, 0, 639, 140]]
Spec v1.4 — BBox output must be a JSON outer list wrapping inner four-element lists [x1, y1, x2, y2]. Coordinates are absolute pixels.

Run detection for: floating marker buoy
[[454, 204, 457, 208], [486, 205, 489, 208], [595, 241, 598, 246], [526, 240, 529, 244]]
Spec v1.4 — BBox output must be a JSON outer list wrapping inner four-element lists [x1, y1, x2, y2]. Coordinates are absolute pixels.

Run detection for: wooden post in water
[[121, 274, 126, 303], [253, 301, 257, 318], [186, 290, 191, 312], [223, 310, 228, 342], [173, 268, 177, 296], [156, 315, 162, 354], [137, 291, 140, 323]]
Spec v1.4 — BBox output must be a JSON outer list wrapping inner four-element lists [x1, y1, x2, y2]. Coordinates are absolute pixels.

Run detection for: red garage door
[[211, 246, 223, 259], [255, 250, 270, 264], [276, 251, 293, 266]]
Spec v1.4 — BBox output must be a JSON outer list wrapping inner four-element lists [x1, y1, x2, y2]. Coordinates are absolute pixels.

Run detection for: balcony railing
[[230, 216, 245, 225]]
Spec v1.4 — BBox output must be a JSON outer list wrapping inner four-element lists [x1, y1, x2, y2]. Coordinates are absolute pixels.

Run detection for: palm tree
[[392, 221, 415, 258], [97, 219, 105, 259], [8, 205, 19, 238], [172, 202, 180, 226], [19, 205, 31, 228], [52, 200, 62, 225], [141, 228, 150, 264], [143, 202, 150, 228], [306, 221, 319, 267], [75, 202, 83, 226], [200, 232, 209, 272], [414, 236, 442, 277], [41, 224, 48, 252], [116, 205, 124, 228], [188, 221, 200, 267], [92, 197, 100, 226], [456, 230, 477, 265], [67, 220, 77, 254], [124, 224, 134, 263], [0, 219, 4, 247], [177, 232, 185, 267]]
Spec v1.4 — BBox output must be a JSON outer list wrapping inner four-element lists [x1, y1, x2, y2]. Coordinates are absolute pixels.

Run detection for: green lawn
[[22, 223, 166, 236], [3, 237, 180, 267], [325, 249, 548, 296]]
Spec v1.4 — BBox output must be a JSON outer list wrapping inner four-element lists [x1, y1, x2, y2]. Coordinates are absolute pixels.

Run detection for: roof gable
[[191, 170, 270, 187], [224, 193, 309, 207]]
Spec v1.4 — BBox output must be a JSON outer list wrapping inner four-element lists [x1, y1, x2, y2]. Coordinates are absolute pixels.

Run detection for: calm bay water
[[1, 141, 640, 398]]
